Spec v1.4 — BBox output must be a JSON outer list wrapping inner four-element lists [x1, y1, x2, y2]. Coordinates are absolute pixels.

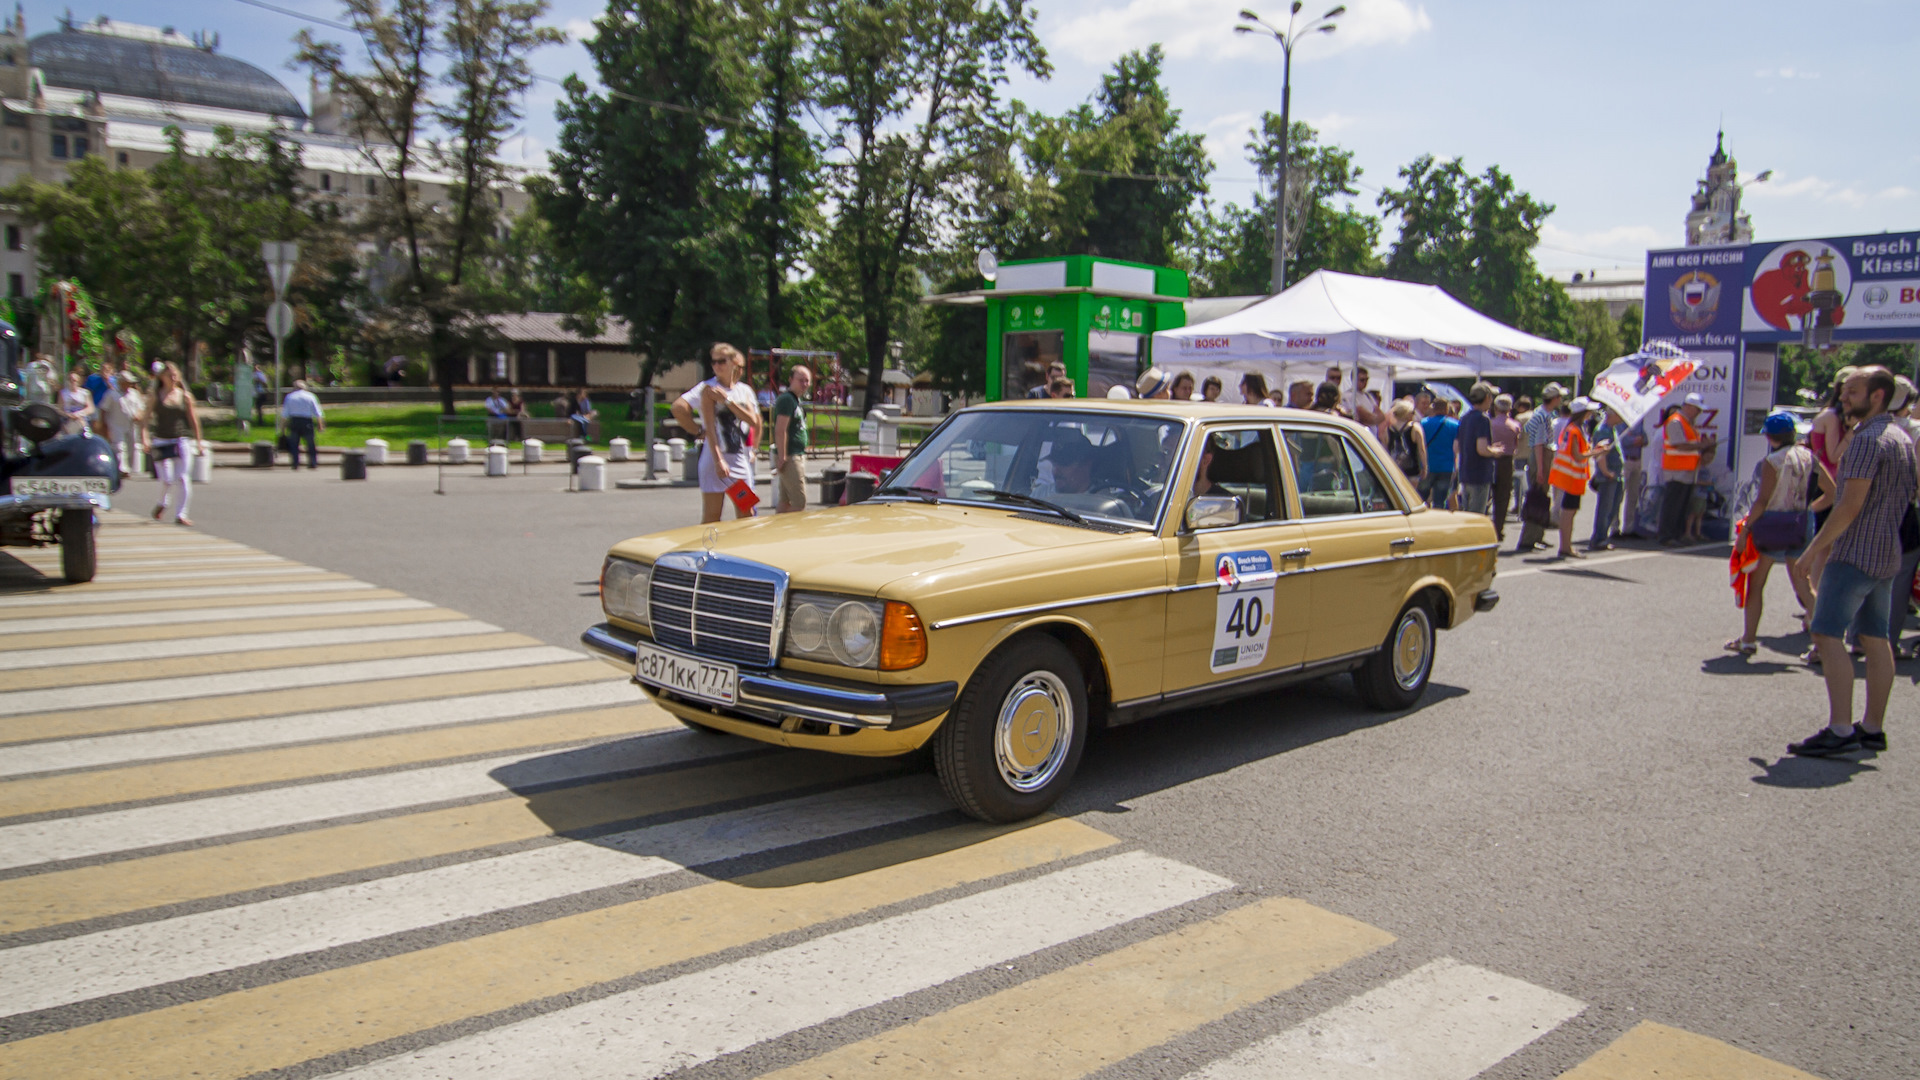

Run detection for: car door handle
[[1389, 537, 1416, 548], [1279, 547, 1312, 559]]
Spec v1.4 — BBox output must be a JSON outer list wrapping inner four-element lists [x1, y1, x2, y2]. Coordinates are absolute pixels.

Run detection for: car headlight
[[601, 558, 651, 627], [784, 592, 925, 670]]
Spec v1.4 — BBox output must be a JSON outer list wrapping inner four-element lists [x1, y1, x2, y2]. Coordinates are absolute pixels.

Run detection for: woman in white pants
[[142, 363, 205, 526]]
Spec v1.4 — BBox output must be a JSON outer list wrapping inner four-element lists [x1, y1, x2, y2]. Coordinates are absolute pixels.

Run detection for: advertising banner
[[1741, 228, 1920, 344], [1644, 245, 1745, 349], [1588, 344, 1699, 428]]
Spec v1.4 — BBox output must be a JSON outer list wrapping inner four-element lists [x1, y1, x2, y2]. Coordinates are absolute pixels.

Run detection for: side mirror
[[1185, 494, 1243, 530]]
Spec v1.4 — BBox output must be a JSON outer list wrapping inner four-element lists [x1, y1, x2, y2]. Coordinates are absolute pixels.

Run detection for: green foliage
[[813, 0, 1048, 411], [1778, 342, 1920, 406], [541, 0, 762, 383], [1195, 118, 1381, 297]]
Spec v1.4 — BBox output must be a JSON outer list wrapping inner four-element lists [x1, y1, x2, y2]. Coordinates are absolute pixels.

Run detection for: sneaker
[[1789, 726, 1862, 757], [1859, 728, 1888, 752]]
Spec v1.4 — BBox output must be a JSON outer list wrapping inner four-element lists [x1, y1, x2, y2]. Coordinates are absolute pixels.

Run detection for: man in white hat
[[1657, 391, 1717, 546]]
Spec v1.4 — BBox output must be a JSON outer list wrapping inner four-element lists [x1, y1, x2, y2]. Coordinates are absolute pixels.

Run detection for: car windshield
[[880, 408, 1185, 528]]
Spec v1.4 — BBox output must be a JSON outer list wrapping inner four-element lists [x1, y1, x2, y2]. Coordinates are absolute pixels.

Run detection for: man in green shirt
[[772, 365, 813, 513]]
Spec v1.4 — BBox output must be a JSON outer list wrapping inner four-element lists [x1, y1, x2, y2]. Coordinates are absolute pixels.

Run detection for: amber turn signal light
[[879, 601, 927, 670]]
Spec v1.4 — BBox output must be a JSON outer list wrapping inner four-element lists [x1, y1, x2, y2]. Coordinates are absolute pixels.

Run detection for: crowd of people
[[49, 355, 207, 526]]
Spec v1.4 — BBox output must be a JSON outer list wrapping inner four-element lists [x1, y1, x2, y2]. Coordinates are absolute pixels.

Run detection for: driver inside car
[[1039, 430, 1098, 494]]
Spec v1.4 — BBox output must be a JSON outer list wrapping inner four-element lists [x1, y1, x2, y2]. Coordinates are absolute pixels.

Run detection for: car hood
[[608, 500, 1136, 596]]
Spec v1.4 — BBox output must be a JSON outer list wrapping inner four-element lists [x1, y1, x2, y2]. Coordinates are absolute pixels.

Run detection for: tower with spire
[[1685, 129, 1753, 246]]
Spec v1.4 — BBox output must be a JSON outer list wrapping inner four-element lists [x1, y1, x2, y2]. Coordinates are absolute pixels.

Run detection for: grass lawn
[[203, 401, 915, 449]]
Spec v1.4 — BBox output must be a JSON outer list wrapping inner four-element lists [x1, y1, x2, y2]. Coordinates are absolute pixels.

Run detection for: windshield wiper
[[876, 484, 941, 504], [979, 488, 1087, 525]]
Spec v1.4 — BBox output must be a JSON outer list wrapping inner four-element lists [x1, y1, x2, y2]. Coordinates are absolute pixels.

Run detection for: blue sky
[[29, 0, 1919, 272]]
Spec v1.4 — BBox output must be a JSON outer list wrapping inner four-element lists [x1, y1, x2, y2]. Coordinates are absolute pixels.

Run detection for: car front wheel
[[1354, 598, 1434, 710], [59, 509, 97, 584], [934, 634, 1087, 823]]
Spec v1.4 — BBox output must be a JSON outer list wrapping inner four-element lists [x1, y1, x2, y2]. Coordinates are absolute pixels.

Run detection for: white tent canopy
[[1151, 270, 1583, 389]]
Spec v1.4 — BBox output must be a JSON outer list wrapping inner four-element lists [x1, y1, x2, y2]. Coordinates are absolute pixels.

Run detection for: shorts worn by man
[[1789, 367, 1918, 758], [772, 366, 814, 513]]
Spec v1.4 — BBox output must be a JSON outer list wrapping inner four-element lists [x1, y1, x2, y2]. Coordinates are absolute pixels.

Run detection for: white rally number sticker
[[1211, 550, 1277, 672]]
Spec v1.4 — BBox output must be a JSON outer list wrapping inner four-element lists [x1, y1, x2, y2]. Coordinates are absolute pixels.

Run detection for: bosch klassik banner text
[[1740, 229, 1920, 344]]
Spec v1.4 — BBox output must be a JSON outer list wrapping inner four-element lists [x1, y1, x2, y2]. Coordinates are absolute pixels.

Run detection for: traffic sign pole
[[261, 242, 298, 436]]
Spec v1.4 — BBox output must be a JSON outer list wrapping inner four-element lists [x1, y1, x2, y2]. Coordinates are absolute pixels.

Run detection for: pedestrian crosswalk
[[0, 512, 1828, 1079]]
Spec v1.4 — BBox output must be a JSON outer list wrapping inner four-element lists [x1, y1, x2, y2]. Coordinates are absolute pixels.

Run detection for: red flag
[[726, 478, 759, 517]]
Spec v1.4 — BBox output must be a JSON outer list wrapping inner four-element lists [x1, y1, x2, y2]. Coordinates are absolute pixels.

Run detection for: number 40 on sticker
[[1224, 595, 1265, 640]]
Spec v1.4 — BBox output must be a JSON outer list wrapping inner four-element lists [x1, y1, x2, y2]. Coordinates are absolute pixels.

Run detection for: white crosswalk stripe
[[10, 553, 292, 570], [0, 619, 503, 672], [1184, 958, 1584, 1080], [9, 565, 330, 584], [0, 777, 952, 1017], [0, 734, 736, 871], [0, 596, 433, 635], [0, 680, 643, 777], [0, 578, 375, 608], [336, 851, 1233, 1080], [0, 644, 583, 717]]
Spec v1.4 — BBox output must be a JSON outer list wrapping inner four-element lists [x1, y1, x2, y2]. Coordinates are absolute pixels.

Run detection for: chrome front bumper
[[0, 491, 111, 516], [581, 622, 957, 732]]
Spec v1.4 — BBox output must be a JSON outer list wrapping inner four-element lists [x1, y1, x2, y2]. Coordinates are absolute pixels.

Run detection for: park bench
[[487, 417, 601, 443]]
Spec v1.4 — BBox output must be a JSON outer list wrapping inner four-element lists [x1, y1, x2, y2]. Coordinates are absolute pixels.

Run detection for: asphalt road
[[6, 461, 1915, 1079]]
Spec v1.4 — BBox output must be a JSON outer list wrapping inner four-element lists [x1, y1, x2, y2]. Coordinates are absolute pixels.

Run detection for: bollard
[[190, 451, 213, 484], [608, 437, 631, 462], [445, 438, 470, 465], [650, 442, 669, 472], [846, 470, 878, 504], [522, 438, 543, 464], [683, 441, 702, 481], [406, 440, 429, 466], [363, 438, 389, 466], [576, 455, 607, 491], [667, 437, 686, 463], [340, 449, 367, 480], [250, 441, 275, 468], [820, 464, 847, 506], [568, 440, 591, 474], [485, 443, 508, 477]]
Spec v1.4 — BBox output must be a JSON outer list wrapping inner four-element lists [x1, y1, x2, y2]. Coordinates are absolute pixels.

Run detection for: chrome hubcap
[[995, 671, 1073, 793], [1391, 607, 1432, 690]]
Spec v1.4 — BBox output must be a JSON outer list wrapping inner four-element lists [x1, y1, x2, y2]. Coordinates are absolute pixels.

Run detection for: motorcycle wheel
[[59, 509, 96, 584]]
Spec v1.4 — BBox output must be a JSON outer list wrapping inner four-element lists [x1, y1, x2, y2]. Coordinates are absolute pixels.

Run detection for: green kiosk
[[931, 255, 1191, 400]]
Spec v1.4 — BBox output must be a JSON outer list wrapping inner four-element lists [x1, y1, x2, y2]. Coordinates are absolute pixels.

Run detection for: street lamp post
[[1236, 4, 1343, 295]]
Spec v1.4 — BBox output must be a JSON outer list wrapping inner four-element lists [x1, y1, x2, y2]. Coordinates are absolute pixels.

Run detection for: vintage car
[[584, 400, 1499, 822]]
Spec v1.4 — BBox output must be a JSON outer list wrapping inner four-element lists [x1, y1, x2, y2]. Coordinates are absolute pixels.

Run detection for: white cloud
[[564, 17, 595, 43], [1050, 0, 1431, 67], [1309, 110, 1357, 134], [1753, 66, 1820, 79], [1537, 222, 1668, 264], [1744, 173, 1914, 208]]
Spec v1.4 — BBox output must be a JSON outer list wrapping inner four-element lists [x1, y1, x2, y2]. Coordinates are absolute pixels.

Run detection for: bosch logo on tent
[[1183, 337, 1232, 351]]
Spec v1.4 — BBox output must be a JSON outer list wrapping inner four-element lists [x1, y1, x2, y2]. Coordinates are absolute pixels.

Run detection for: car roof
[[965, 397, 1370, 430]]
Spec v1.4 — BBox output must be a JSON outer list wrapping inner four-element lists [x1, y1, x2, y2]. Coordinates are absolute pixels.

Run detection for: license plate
[[11, 477, 110, 497], [633, 641, 738, 706]]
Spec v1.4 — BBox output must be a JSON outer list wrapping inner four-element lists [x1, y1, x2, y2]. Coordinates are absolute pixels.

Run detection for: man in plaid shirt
[[1513, 382, 1565, 553], [1789, 366, 1919, 757]]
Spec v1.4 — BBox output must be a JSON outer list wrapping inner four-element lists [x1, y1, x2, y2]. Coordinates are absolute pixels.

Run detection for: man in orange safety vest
[[1549, 398, 1613, 559], [1658, 392, 1718, 546]]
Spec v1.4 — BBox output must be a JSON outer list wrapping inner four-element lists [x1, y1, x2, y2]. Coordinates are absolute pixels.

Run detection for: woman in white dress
[[57, 370, 95, 435], [679, 343, 761, 524]]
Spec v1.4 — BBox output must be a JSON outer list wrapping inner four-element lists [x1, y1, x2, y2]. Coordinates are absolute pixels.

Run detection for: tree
[[814, 0, 1047, 413], [740, 0, 823, 342], [1377, 154, 1573, 342], [541, 0, 761, 385], [1197, 117, 1380, 296], [300, 0, 558, 412]]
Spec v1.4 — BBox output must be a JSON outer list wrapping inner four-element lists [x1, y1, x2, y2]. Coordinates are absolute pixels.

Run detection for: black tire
[[1354, 597, 1435, 711], [58, 509, 97, 584], [934, 634, 1088, 822]]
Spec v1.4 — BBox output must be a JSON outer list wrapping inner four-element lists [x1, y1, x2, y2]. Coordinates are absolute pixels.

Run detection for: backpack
[[1385, 424, 1419, 475]]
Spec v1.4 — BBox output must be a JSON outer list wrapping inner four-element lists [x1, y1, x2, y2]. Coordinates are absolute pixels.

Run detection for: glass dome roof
[[29, 29, 307, 120]]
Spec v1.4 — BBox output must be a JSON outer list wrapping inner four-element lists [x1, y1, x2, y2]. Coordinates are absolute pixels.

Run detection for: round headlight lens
[[829, 600, 879, 667], [789, 601, 828, 654]]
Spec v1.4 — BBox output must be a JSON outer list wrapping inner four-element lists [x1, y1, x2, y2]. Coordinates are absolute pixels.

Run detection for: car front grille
[[650, 563, 780, 667]]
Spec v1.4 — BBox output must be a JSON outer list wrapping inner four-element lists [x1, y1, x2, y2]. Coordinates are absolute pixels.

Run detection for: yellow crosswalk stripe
[[0, 705, 674, 817], [0, 630, 539, 691], [759, 897, 1395, 1080], [0, 606, 465, 651], [0, 751, 904, 932], [1558, 1022, 1825, 1080], [0, 819, 1117, 1080], [0, 586, 407, 621], [0, 659, 615, 744]]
